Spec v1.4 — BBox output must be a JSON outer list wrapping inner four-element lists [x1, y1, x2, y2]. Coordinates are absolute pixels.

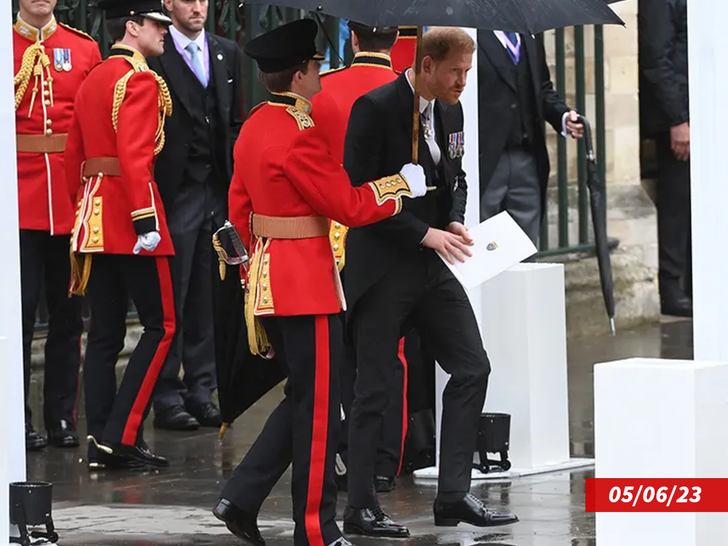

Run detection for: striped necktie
[[503, 31, 520, 65]]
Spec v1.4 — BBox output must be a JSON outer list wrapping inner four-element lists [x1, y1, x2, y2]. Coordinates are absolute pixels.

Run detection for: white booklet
[[437, 211, 538, 290]]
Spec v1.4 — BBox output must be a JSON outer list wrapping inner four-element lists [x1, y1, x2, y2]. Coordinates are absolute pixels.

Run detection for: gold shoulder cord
[[152, 70, 173, 155], [111, 57, 173, 154], [14, 43, 53, 115]]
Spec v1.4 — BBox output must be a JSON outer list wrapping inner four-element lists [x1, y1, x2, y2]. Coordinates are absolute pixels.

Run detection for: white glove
[[399, 163, 427, 198], [133, 231, 161, 254]]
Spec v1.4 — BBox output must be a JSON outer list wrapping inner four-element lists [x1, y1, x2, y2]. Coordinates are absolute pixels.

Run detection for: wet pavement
[[22, 317, 693, 546]]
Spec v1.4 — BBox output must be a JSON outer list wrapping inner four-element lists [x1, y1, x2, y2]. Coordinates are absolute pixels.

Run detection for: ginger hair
[[420, 27, 475, 62]]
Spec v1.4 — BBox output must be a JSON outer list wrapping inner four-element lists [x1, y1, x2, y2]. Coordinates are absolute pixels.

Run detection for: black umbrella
[[242, 0, 624, 164], [240, 0, 624, 35], [212, 223, 286, 438], [578, 115, 616, 336]]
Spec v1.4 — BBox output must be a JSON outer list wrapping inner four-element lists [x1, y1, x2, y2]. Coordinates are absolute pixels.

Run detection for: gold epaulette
[[320, 66, 347, 77], [59, 22, 96, 42], [286, 106, 314, 131]]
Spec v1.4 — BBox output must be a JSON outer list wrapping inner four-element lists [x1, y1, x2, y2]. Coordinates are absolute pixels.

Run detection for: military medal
[[53, 48, 64, 71], [62, 48, 72, 71], [53, 48, 72, 72], [448, 131, 465, 159]]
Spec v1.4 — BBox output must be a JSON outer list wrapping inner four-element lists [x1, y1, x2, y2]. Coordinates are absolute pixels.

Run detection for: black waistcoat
[[506, 44, 538, 148], [180, 56, 222, 183]]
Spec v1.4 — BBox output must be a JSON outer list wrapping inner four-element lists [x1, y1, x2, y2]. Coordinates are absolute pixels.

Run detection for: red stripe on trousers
[[396, 337, 408, 476], [305, 315, 330, 546], [121, 257, 176, 446]]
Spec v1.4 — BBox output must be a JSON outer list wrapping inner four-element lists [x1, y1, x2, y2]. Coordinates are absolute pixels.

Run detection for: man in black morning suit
[[341, 27, 519, 538], [477, 30, 583, 244], [147, 0, 243, 430]]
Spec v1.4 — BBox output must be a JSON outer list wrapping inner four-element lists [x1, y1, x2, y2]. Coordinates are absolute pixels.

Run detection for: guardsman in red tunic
[[211, 19, 426, 546], [311, 21, 414, 494], [64, 0, 175, 470], [13, 0, 101, 451], [390, 26, 418, 73]]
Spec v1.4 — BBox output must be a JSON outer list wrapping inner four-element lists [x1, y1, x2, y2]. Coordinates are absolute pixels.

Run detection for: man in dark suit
[[342, 27, 519, 537], [638, 0, 692, 317], [147, 0, 243, 430], [478, 30, 583, 244]]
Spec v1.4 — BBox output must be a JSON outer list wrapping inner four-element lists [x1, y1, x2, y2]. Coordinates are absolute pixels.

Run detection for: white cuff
[[560, 111, 569, 138]]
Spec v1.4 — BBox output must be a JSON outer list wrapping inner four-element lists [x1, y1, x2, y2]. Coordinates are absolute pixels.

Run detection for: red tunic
[[390, 27, 418, 73], [229, 92, 412, 323], [65, 45, 174, 259], [312, 52, 398, 165], [13, 15, 102, 234], [311, 52, 398, 269]]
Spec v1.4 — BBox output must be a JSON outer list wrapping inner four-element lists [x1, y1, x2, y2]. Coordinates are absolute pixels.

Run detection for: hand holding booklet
[[437, 211, 538, 290]]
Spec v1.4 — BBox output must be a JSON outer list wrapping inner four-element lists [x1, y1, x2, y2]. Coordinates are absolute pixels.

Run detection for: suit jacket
[[638, 0, 688, 137], [343, 72, 467, 315], [477, 31, 569, 214], [147, 31, 244, 210]]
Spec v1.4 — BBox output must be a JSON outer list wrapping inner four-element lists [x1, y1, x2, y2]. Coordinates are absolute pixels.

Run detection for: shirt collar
[[14, 13, 58, 42], [169, 24, 207, 53], [405, 69, 435, 115]]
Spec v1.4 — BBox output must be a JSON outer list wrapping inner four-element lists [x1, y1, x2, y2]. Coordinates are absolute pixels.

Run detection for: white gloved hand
[[399, 163, 427, 198], [133, 231, 161, 255]]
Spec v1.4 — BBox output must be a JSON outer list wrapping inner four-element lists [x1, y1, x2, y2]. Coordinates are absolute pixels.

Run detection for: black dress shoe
[[87, 438, 144, 470], [212, 498, 265, 546], [26, 424, 47, 451], [433, 493, 519, 527], [661, 295, 693, 317], [189, 402, 222, 428], [90, 436, 169, 468], [88, 451, 146, 471], [343, 506, 410, 538], [48, 419, 80, 448], [154, 405, 200, 430], [374, 476, 396, 493]]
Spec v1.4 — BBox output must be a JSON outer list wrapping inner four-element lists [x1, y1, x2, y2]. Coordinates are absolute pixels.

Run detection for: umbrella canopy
[[579, 115, 617, 335], [241, 0, 624, 35]]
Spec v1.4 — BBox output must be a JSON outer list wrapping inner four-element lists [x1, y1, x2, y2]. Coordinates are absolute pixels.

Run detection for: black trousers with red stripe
[[339, 327, 413, 478], [83, 254, 175, 447], [221, 314, 342, 546], [19, 230, 84, 429]]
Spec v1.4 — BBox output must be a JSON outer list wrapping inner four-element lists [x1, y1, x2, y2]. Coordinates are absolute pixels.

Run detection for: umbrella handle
[[576, 115, 595, 161]]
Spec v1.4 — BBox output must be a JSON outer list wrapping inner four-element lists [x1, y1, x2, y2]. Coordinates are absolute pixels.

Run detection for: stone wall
[[541, 0, 661, 336]]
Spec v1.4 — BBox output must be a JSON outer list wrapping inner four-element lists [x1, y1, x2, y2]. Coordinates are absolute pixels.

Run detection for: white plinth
[[1, 337, 7, 546], [480, 263, 583, 472], [594, 359, 728, 545], [414, 263, 592, 481]]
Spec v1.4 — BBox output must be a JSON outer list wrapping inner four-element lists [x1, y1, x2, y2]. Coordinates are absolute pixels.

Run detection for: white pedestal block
[[594, 359, 728, 546], [1, 337, 7, 546], [414, 263, 591, 481]]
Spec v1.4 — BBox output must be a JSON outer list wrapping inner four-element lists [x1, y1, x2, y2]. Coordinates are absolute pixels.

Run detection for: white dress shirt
[[405, 69, 442, 165]]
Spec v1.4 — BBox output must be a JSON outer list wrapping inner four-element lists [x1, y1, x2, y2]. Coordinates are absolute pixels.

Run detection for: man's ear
[[126, 19, 140, 38], [422, 55, 434, 74]]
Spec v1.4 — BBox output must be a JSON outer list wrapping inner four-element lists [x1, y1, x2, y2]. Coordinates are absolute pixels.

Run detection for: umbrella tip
[[609, 317, 616, 336], [218, 423, 229, 440]]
